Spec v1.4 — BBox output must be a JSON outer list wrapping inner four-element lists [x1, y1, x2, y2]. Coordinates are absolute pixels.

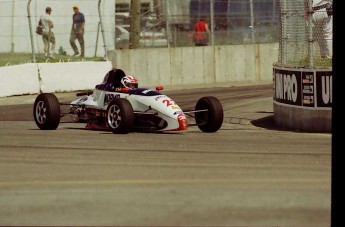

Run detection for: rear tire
[[107, 98, 134, 134], [195, 96, 223, 133], [33, 93, 61, 130]]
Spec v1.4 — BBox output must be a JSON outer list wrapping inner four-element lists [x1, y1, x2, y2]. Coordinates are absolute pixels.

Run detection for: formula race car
[[33, 69, 223, 134]]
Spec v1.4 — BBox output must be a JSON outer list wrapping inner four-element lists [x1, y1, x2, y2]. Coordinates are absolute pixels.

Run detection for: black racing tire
[[33, 93, 61, 130], [107, 98, 134, 134], [195, 96, 224, 133]]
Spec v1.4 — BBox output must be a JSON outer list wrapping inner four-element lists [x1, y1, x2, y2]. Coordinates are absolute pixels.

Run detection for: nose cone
[[177, 114, 188, 130]]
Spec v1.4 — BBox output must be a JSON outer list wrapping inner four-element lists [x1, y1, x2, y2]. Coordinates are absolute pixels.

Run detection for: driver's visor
[[125, 82, 138, 89]]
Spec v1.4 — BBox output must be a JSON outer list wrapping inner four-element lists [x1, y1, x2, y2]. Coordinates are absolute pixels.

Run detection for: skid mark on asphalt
[[0, 178, 330, 188]]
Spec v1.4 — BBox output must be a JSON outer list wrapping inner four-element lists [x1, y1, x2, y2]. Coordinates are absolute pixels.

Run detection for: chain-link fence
[[0, 0, 115, 66], [0, 0, 332, 68], [160, 0, 279, 47], [124, 0, 280, 47], [276, 0, 332, 68]]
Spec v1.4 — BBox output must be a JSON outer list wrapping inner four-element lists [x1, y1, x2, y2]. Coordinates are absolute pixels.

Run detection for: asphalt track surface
[[0, 84, 331, 226]]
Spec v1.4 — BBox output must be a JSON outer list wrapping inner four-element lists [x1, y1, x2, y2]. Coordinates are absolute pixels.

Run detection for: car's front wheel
[[195, 96, 223, 133], [107, 98, 134, 134], [33, 93, 61, 130]]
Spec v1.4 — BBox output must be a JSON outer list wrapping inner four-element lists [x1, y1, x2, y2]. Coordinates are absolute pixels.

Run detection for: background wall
[[0, 43, 278, 97]]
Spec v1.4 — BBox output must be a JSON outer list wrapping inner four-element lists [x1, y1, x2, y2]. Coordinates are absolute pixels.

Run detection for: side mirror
[[156, 86, 164, 91]]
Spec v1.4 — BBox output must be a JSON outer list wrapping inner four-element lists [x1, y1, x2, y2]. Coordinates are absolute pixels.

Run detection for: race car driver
[[121, 75, 138, 89]]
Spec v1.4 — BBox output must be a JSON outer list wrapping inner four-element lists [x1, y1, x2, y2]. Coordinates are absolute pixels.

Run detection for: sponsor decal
[[177, 114, 188, 130], [273, 67, 332, 108], [273, 68, 300, 105], [173, 110, 183, 115], [316, 71, 332, 107], [302, 71, 314, 107], [104, 93, 120, 105], [77, 97, 88, 104], [154, 95, 165, 101]]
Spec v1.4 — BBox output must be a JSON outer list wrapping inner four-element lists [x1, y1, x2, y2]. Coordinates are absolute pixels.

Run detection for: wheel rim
[[108, 104, 121, 128], [35, 100, 47, 124]]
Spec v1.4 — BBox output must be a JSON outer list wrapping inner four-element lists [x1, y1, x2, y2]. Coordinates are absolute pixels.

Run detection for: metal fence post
[[210, 0, 214, 46], [307, 0, 314, 67], [27, 0, 36, 62], [98, 0, 108, 59], [249, 0, 255, 44]]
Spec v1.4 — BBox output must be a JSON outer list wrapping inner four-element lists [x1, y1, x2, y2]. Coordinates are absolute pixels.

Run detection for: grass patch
[[0, 52, 106, 67]]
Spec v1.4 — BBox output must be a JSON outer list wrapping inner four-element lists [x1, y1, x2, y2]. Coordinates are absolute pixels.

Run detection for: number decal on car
[[104, 93, 120, 105], [163, 99, 175, 107]]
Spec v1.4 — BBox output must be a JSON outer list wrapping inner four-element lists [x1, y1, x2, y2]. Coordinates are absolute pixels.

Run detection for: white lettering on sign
[[275, 73, 298, 102], [321, 75, 332, 104]]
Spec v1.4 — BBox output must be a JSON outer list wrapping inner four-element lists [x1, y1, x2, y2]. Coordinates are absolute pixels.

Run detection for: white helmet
[[121, 75, 138, 89]]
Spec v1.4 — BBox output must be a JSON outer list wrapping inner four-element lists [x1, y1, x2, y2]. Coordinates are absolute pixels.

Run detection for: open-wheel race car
[[33, 69, 224, 134]]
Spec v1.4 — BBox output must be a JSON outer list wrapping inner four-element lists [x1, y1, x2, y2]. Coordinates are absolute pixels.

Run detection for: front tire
[[195, 96, 223, 133], [33, 93, 61, 130], [107, 98, 134, 134]]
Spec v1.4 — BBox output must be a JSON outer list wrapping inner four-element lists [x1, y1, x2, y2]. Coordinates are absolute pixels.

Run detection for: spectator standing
[[311, 0, 332, 58], [70, 4, 85, 57], [40, 7, 55, 58], [193, 17, 210, 46]]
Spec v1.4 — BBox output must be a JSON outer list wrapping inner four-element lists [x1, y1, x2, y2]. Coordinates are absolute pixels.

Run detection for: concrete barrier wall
[[116, 44, 278, 87], [0, 62, 112, 97], [38, 62, 112, 92], [0, 64, 41, 97], [0, 43, 278, 97]]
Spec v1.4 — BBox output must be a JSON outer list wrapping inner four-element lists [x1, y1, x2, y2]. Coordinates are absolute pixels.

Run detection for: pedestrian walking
[[40, 7, 56, 58], [70, 4, 85, 57]]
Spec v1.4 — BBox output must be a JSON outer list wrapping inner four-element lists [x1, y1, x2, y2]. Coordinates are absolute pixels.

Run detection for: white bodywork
[[70, 88, 187, 131]]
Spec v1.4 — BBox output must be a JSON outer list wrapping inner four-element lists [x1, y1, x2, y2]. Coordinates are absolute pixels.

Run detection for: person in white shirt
[[311, 0, 333, 59], [40, 7, 56, 58]]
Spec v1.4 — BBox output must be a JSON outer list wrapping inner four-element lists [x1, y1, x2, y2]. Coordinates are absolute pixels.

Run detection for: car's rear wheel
[[33, 93, 61, 130], [107, 98, 134, 134], [195, 96, 223, 133]]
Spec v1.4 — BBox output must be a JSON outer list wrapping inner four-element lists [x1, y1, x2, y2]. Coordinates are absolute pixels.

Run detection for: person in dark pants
[[193, 17, 210, 46], [70, 4, 85, 57]]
